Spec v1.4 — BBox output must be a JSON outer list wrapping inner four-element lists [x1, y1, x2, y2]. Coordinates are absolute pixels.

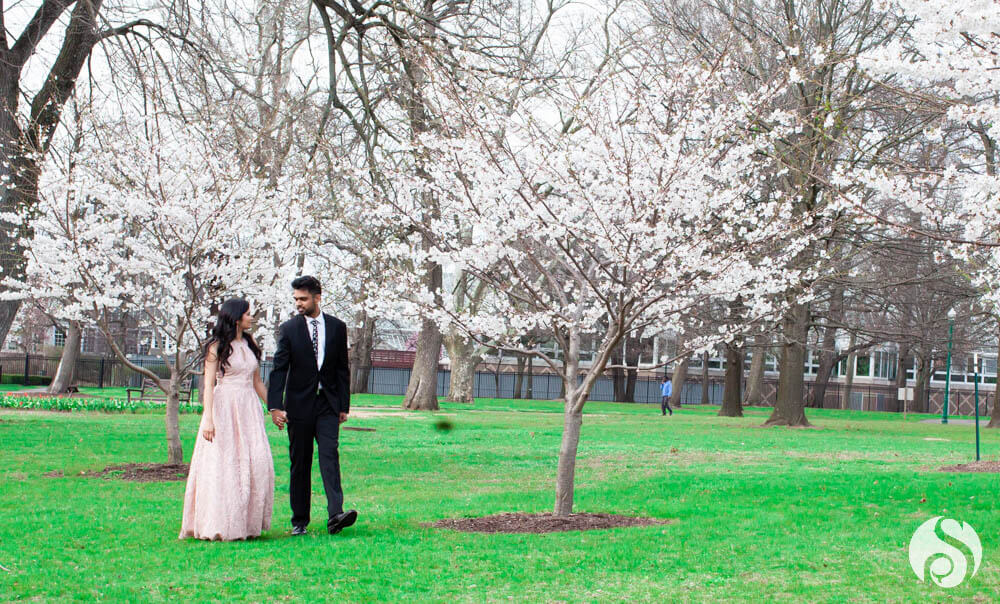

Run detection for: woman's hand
[[202, 419, 216, 442]]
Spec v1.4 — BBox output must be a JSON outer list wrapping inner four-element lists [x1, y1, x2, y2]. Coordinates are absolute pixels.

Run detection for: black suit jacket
[[267, 313, 350, 418]]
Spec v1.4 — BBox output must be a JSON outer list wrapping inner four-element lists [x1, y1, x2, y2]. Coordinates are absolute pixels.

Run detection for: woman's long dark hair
[[205, 298, 262, 375]]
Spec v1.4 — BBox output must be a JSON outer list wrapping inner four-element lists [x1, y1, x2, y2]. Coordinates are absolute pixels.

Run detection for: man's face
[[293, 289, 321, 316]]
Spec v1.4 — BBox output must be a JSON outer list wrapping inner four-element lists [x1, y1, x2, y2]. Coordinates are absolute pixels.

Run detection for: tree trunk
[[718, 343, 744, 416], [913, 354, 931, 413], [513, 354, 525, 399], [812, 356, 836, 409], [811, 287, 843, 408], [764, 303, 811, 427], [625, 368, 637, 402], [400, 4, 442, 412], [443, 330, 480, 403], [611, 341, 626, 402], [0, 0, 105, 350], [493, 349, 504, 398], [349, 315, 374, 394], [989, 326, 1000, 428], [525, 355, 534, 399], [841, 352, 857, 410], [700, 351, 710, 405], [840, 333, 858, 410], [670, 355, 688, 408], [551, 324, 625, 516], [48, 321, 82, 394], [623, 336, 640, 403], [165, 370, 183, 464], [554, 325, 591, 517], [554, 403, 584, 516], [403, 317, 442, 410], [0, 60, 23, 349], [744, 334, 767, 405]]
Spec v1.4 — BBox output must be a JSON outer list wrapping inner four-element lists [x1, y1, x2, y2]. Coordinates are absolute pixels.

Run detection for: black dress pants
[[661, 395, 673, 415], [287, 397, 343, 527]]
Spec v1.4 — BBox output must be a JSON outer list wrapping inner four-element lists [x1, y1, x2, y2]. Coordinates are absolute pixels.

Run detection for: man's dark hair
[[291, 275, 322, 295]]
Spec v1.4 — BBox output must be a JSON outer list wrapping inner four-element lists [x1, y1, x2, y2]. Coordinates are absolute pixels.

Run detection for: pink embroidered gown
[[180, 339, 274, 540]]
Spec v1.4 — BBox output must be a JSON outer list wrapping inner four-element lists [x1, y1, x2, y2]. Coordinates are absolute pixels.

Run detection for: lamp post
[[974, 353, 981, 461], [942, 308, 956, 424]]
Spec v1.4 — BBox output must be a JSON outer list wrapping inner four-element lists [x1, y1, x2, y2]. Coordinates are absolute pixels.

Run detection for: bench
[[126, 378, 193, 404]]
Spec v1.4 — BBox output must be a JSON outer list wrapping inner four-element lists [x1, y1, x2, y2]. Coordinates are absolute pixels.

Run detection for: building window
[[872, 350, 897, 380], [137, 330, 161, 356], [855, 355, 871, 378], [932, 356, 968, 383], [53, 328, 66, 348], [804, 350, 820, 375], [81, 329, 93, 354], [981, 355, 998, 385], [743, 350, 778, 373], [835, 356, 849, 378]]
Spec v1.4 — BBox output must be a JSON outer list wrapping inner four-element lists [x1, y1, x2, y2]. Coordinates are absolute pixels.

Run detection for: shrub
[[1, 375, 53, 386], [0, 394, 203, 414]]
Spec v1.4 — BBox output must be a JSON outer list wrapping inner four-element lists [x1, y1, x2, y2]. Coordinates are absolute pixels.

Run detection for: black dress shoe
[[327, 509, 358, 535], [291, 525, 308, 536]]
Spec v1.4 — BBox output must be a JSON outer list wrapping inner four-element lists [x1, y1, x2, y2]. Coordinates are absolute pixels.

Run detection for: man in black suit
[[267, 275, 357, 536]]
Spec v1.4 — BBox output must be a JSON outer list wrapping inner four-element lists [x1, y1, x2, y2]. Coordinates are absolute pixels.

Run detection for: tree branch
[[9, 0, 76, 69]]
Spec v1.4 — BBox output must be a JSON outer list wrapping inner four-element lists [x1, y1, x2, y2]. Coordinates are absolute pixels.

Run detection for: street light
[[942, 307, 957, 424], [974, 353, 981, 461]]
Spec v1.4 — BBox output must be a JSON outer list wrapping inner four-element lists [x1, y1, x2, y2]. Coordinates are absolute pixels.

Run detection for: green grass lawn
[[0, 384, 45, 393], [1, 397, 998, 601]]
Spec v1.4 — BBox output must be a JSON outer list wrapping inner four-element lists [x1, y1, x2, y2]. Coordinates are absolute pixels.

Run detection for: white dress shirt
[[306, 313, 326, 370]]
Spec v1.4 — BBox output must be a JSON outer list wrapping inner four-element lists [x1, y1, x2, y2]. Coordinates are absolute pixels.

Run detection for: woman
[[180, 298, 275, 541]]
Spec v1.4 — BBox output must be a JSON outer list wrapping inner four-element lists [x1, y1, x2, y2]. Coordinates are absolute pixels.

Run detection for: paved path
[[919, 418, 981, 425]]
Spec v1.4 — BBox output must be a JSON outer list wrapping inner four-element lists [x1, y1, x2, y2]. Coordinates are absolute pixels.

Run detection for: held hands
[[270, 409, 288, 430], [202, 420, 215, 442]]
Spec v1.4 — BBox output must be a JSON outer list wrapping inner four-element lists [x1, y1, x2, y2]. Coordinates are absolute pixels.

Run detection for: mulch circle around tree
[[77, 463, 190, 482], [427, 513, 673, 534], [939, 461, 1000, 473]]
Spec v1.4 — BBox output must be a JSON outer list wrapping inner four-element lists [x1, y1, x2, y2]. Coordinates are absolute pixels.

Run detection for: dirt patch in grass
[[938, 461, 1000, 473], [427, 512, 672, 534], [350, 408, 456, 419], [83, 463, 189, 482], [43, 470, 64, 478]]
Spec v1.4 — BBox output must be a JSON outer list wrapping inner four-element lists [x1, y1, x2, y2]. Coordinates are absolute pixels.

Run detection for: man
[[660, 377, 673, 416], [267, 276, 357, 536]]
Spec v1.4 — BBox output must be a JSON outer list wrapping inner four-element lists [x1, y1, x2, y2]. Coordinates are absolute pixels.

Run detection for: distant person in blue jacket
[[660, 377, 673, 416]]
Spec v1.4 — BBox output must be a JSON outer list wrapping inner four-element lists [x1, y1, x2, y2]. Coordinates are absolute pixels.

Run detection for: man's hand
[[339, 412, 349, 424], [270, 409, 288, 430]]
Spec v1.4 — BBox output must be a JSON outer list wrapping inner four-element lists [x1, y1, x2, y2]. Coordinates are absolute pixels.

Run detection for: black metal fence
[[6, 352, 990, 414], [366, 367, 706, 404], [0, 354, 169, 388]]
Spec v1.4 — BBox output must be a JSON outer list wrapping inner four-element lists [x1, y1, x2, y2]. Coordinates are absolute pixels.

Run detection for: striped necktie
[[310, 319, 319, 359]]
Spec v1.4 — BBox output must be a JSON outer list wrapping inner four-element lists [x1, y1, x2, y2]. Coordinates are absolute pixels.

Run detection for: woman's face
[[239, 309, 254, 331]]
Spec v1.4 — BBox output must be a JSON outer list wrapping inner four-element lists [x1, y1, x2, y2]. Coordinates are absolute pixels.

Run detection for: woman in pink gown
[[180, 298, 275, 541]]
